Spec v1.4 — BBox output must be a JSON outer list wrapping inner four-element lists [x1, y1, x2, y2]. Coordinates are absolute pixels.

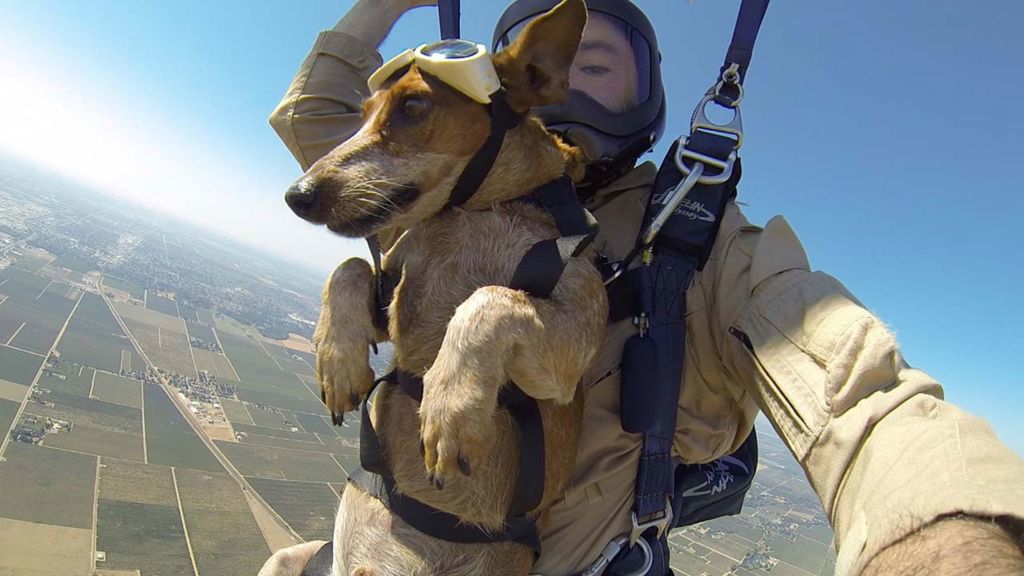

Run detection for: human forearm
[[863, 515, 1024, 575], [270, 0, 435, 169], [332, 0, 431, 48]]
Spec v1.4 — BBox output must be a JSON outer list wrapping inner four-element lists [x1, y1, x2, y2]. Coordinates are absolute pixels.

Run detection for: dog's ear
[[493, 0, 587, 113]]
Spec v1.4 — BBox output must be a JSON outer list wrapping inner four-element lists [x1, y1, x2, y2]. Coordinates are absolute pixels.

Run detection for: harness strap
[[356, 370, 543, 554], [437, 0, 460, 40], [395, 369, 546, 517], [299, 541, 333, 576], [716, 0, 771, 107], [445, 90, 524, 210], [349, 468, 541, 552], [513, 175, 598, 298]]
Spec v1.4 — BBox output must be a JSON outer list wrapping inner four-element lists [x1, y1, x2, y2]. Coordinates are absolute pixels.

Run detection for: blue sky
[[0, 0, 1021, 456]]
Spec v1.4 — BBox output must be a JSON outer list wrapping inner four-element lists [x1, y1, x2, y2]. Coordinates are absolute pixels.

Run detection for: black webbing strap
[[511, 176, 598, 298], [395, 369, 546, 517], [349, 468, 541, 552], [622, 140, 739, 526], [299, 541, 333, 576], [355, 370, 543, 553], [445, 90, 524, 209], [438, 0, 460, 40], [716, 0, 771, 107]]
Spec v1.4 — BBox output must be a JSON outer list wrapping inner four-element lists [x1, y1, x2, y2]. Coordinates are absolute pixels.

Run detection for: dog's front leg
[[420, 261, 606, 484], [315, 257, 387, 421]]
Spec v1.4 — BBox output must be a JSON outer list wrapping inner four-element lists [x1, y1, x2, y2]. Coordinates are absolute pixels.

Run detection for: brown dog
[[274, 2, 606, 574]]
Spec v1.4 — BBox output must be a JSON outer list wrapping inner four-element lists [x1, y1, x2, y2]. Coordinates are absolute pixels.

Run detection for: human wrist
[[333, 0, 407, 48]]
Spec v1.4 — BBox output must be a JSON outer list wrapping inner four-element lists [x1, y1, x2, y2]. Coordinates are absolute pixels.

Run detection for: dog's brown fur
[[282, 2, 605, 574]]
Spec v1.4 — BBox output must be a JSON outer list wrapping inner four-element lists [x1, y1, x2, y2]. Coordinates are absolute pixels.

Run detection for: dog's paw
[[419, 365, 499, 488], [316, 334, 374, 423]]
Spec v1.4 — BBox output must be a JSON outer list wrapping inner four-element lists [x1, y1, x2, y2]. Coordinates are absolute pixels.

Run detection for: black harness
[[352, 87, 598, 557]]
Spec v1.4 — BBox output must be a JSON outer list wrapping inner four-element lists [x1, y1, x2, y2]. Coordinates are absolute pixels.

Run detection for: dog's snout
[[285, 180, 320, 219]]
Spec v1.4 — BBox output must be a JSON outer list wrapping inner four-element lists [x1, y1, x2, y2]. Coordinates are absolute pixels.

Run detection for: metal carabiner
[[630, 499, 673, 546], [574, 535, 653, 576]]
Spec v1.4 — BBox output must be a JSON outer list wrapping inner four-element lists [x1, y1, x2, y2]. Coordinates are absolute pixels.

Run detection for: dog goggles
[[367, 39, 502, 104]]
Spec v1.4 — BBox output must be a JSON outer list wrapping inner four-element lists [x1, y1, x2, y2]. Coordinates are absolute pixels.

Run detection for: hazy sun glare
[[0, 33, 360, 276]]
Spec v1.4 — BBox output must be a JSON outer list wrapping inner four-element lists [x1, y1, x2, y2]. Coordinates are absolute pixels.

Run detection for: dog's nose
[[285, 180, 320, 219]]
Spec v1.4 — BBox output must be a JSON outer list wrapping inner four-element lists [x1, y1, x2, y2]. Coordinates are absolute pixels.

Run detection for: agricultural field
[[0, 518, 93, 576], [143, 382, 221, 472], [0, 281, 77, 354], [101, 274, 145, 300], [232, 422, 320, 443], [0, 443, 96, 529], [0, 344, 45, 385], [184, 319, 215, 344], [263, 342, 314, 376], [0, 398, 21, 443], [246, 476, 339, 541], [92, 371, 143, 409], [56, 292, 139, 375], [213, 440, 345, 482], [175, 468, 269, 575], [123, 318, 197, 379], [293, 410, 336, 437], [95, 458, 194, 576], [190, 347, 238, 380], [52, 254, 96, 274], [219, 397, 254, 424], [177, 303, 201, 323], [0, 266, 54, 301], [39, 361, 95, 397], [236, 385, 324, 415], [145, 291, 180, 317], [218, 331, 284, 386], [239, 432, 347, 455], [29, 385, 145, 461]]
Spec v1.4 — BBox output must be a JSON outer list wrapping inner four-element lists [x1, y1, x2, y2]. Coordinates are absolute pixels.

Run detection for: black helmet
[[494, 0, 666, 189]]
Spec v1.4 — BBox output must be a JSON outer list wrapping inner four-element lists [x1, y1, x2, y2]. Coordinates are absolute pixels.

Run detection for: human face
[[569, 12, 640, 112]]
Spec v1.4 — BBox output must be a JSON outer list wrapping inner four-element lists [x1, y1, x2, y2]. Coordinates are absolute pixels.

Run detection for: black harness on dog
[[350, 84, 597, 560]]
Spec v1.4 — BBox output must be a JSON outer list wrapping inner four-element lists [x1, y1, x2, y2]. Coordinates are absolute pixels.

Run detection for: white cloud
[[0, 32, 364, 277]]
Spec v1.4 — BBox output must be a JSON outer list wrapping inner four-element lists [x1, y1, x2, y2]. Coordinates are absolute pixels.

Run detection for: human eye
[[580, 65, 611, 77]]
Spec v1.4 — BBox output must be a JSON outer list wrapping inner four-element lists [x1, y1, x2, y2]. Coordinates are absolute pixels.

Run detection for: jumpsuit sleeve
[[269, 30, 383, 171], [710, 213, 1024, 574]]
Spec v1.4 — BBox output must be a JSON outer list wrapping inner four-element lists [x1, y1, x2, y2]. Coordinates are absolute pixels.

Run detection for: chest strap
[[354, 370, 543, 553], [351, 175, 594, 556]]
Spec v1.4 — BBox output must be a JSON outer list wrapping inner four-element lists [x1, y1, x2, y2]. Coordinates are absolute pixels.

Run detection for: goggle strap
[[445, 89, 524, 209]]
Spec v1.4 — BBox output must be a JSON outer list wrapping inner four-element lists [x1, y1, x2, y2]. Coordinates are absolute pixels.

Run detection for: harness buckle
[[629, 499, 673, 546]]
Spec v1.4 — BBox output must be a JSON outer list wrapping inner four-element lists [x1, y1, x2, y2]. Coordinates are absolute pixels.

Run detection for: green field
[[95, 458, 194, 576], [40, 362, 94, 397], [0, 286, 76, 354], [43, 388, 142, 430], [0, 399, 20, 443], [184, 319, 215, 343], [246, 476, 339, 541], [214, 440, 345, 482], [145, 292, 180, 317], [220, 397, 253, 424], [175, 469, 269, 575], [264, 342, 314, 376], [124, 319, 197, 379], [178, 303, 200, 323], [0, 344, 44, 385], [197, 308, 216, 325], [143, 382, 221, 472], [0, 266, 52, 301], [0, 443, 96, 529], [101, 274, 145, 300], [92, 371, 142, 408], [57, 292, 137, 374], [239, 432, 347, 455], [236, 385, 324, 415], [293, 411, 336, 437], [233, 422, 320, 443], [244, 404, 290, 429], [191, 347, 237, 380], [44, 422, 145, 461], [52, 254, 96, 274]]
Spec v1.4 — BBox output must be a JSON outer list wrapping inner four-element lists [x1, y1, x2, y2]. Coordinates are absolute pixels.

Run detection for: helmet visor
[[499, 11, 653, 113]]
